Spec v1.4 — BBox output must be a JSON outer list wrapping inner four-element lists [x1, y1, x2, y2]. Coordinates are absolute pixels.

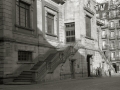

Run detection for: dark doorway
[[113, 63, 117, 73], [71, 60, 75, 79], [87, 55, 92, 77]]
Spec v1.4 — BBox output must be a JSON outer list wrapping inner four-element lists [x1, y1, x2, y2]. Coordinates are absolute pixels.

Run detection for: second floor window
[[16, 0, 30, 28], [47, 13, 54, 34], [86, 15, 91, 38]]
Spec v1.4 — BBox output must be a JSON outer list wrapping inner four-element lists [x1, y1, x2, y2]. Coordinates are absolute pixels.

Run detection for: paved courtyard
[[1, 77, 120, 90]]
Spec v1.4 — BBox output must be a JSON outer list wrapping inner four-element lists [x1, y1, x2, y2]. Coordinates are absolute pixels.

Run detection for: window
[[102, 40, 107, 49], [18, 51, 32, 61], [119, 51, 120, 58], [96, 14, 99, 18], [102, 12, 106, 18], [110, 31, 115, 38], [16, 0, 30, 28], [113, 10, 117, 18], [109, 21, 114, 28], [44, 6, 58, 36], [110, 41, 115, 49], [118, 30, 120, 37], [109, 11, 113, 18], [65, 23, 75, 43], [111, 52, 115, 60], [118, 20, 120, 26], [118, 41, 120, 49], [47, 13, 54, 34], [86, 15, 91, 38], [102, 30, 107, 38]]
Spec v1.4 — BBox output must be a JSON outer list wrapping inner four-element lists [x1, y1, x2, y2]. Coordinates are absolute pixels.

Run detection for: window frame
[[44, 6, 58, 37], [85, 15, 91, 38], [65, 22, 75, 43], [110, 40, 115, 49], [102, 40, 107, 49], [102, 30, 107, 38], [110, 31, 115, 38], [18, 50, 32, 62], [46, 12, 55, 35], [109, 21, 115, 28], [16, 0, 30, 28], [110, 51, 116, 60]]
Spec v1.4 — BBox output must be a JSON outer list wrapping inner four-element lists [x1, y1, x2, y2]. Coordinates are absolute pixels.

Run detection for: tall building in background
[[96, 0, 120, 73]]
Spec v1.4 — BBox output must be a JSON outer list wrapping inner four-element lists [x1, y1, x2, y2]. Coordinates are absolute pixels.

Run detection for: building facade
[[0, 0, 116, 84], [96, 0, 120, 73]]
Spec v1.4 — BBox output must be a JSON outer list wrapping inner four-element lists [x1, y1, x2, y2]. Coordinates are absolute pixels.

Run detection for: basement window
[[18, 51, 32, 61]]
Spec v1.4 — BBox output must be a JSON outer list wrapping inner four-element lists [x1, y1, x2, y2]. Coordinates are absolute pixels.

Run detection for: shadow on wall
[[4, 27, 58, 83]]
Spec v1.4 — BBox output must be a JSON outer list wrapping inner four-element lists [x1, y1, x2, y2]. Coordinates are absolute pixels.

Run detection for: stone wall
[[44, 49, 88, 81]]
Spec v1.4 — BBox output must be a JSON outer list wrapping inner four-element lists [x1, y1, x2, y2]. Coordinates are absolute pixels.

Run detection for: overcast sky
[[96, 0, 108, 3]]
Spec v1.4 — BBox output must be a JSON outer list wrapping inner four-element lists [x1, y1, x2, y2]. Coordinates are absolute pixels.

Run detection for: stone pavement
[[1, 77, 120, 90]]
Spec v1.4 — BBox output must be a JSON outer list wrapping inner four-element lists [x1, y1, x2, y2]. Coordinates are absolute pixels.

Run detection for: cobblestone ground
[[1, 77, 120, 90]]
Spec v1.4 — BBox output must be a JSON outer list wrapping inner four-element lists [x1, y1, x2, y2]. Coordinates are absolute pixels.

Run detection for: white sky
[[96, 0, 108, 3]]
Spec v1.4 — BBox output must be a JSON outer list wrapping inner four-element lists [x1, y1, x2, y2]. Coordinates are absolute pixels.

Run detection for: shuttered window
[[86, 15, 91, 38]]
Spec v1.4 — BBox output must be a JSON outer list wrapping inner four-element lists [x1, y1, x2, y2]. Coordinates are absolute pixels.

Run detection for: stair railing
[[99, 48, 115, 73], [49, 40, 82, 73], [32, 40, 82, 82]]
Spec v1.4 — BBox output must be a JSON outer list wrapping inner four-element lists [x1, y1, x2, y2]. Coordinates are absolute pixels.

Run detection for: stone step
[[17, 75, 33, 78], [13, 79, 32, 82], [5, 82, 32, 85], [15, 77, 32, 80]]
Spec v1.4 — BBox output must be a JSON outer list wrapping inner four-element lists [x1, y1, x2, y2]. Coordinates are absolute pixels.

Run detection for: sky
[[96, 0, 108, 3]]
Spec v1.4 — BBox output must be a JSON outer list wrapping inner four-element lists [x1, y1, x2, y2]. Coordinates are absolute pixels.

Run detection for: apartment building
[[96, 0, 120, 73]]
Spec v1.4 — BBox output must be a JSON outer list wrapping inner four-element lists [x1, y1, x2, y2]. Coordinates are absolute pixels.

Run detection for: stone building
[[96, 0, 120, 73], [0, 0, 116, 84]]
